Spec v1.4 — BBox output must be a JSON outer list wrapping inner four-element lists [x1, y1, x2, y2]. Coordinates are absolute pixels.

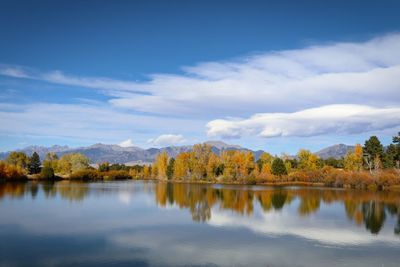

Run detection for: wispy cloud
[[0, 65, 146, 94], [1, 33, 399, 118], [1, 33, 399, 145], [0, 103, 202, 144], [147, 134, 186, 146]]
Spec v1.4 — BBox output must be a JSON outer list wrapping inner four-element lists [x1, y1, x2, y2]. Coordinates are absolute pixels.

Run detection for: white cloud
[[1, 33, 399, 119], [0, 66, 30, 78], [147, 134, 186, 146], [108, 33, 400, 117], [206, 104, 400, 138], [119, 139, 135, 147]]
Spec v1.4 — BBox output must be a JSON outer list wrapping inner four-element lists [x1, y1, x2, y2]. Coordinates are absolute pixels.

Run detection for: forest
[[0, 133, 399, 190]]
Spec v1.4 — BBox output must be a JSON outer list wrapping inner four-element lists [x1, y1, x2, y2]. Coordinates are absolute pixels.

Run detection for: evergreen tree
[[28, 152, 41, 174], [271, 158, 287, 176], [363, 136, 384, 159], [383, 144, 397, 168], [363, 136, 384, 170]]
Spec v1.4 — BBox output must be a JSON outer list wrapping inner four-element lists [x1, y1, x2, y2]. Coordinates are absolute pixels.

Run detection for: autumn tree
[[256, 152, 274, 180], [257, 152, 274, 171], [143, 165, 151, 178], [167, 158, 175, 180], [56, 153, 90, 175], [190, 144, 212, 180], [6, 152, 29, 170], [152, 151, 168, 180], [173, 152, 191, 180], [243, 151, 255, 178], [0, 161, 27, 180], [43, 152, 59, 171], [221, 150, 236, 180], [297, 149, 319, 170], [344, 144, 363, 171], [206, 152, 221, 181]]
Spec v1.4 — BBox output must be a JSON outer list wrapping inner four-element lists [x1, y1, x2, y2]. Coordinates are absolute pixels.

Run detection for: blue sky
[[0, 0, 399, 154]]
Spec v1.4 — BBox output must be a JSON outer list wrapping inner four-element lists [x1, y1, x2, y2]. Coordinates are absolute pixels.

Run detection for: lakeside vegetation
[[0, 133, 399, 190]]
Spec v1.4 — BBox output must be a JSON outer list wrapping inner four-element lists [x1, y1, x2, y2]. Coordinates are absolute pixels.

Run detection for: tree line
[[0, 133, 399, 190], [149, 133, 400, 190]]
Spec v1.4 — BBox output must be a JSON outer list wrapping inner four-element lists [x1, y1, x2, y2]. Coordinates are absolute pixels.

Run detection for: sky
[[0, 0, 399, 154]]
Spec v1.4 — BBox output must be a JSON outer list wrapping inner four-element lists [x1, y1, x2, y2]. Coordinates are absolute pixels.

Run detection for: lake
[[0, 181, 399, 267]]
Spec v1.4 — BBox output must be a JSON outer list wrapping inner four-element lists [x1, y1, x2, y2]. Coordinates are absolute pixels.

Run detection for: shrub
[[40, 165, 55, 179], [0, 161, 27, 180], [376, 170, 400, 187], [70, 169, 102, 180], [103, 170, 131, 180]]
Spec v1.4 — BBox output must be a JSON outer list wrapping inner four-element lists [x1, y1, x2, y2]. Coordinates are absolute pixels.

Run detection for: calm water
[[0, 181, 399, 267]]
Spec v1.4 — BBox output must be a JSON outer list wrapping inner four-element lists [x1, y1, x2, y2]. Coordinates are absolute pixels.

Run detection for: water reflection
[[0, 181, 399, 236]]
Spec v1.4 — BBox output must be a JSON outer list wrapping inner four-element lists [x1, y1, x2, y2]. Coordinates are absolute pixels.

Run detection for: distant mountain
[[0, 141, 265, 164], [315, 144, 354, 159], [0, 142, 357, 164]]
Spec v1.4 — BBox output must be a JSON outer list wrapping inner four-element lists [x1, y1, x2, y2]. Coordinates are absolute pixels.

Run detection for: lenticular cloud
[[206, 105, 400, 138]]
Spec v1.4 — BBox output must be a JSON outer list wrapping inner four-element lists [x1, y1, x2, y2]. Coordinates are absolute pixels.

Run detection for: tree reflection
[[271, 190, 288, 210], [362, 201, 386, 234], [298, 196, 320, 216], [0, 181, 399, 235], [42, 182, 56, 198]]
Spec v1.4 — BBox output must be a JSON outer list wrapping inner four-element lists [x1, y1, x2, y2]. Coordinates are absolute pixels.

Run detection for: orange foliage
[[0, 161, 27, 180]]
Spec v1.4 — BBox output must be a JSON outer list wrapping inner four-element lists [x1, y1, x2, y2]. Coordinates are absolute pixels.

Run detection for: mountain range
[[0, 142, 354, 164]]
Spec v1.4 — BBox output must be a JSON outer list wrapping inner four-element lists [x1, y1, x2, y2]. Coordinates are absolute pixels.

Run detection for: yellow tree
[[152, 151, 168, 180], [244, 151, 255, 177], [257, 152, 274, 171], [344, 144, 363, 171], [221, 150, 236, 180], [173, 152, 191, 180], [297, 149, 319, 170], [56, 153, 90, 175], [190, 144, 212, 180], [354, 144, 363, 170], [206, 152, 220, 181], [143, 165, 151, 179]]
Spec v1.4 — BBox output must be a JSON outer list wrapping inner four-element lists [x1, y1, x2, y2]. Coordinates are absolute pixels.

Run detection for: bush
[[0, 161, 27, 180], [103, 170, 131, 180], [70, 169, 102, 180], [376, 170, 400, 187], [40, 165, 55, 179]]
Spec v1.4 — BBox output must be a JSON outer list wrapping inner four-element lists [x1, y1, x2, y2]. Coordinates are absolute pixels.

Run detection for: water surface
[[0, 181, 399, 267]]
